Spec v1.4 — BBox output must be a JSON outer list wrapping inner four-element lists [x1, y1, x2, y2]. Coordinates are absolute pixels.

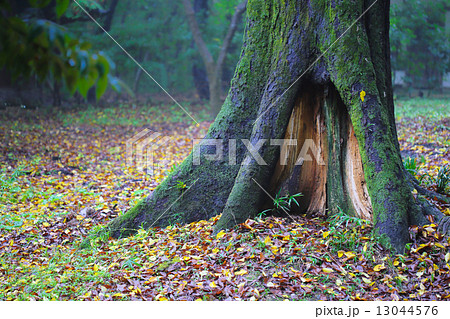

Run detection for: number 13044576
[[377, 305, 438, 316]]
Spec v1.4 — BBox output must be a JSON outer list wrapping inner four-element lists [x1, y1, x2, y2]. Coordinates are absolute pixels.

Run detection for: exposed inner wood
[[344, 122, 373, 220], [270, 86, 327, 214], [269, 85, 372, 220]]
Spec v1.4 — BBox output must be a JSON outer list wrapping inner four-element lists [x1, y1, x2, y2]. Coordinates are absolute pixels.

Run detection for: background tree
[[107, 0, 449, 252], [191, 0, 210, 101], [103, 0, 119, 32], [390, 0, 450, 93], [182, 0, 247, 114], [68, 0, 245, 101]]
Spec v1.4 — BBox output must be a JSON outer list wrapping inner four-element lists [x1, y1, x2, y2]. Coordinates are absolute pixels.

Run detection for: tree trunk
[[134, 51, 150, 94], [182, 0, 247, 115], [191, 0, 210, 100], [104, 0, 119, 32], [107, 0, 448, 253], [208, 72, 222, 115]]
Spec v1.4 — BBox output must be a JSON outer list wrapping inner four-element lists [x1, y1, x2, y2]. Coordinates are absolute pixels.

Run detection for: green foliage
[[328, 207, 370, 230], [67, 0, 244, 95], [390, 0, 450, 89], [167, 164, 179, 176], [403, 157, 419, 176], [325, 207, 372, 253], [0, 0, 125, 100], [436, 165, 450, 194], [0, 167, 26, 230], [0, 166, 26, 206], [259, 191, 303, 217], [175, 180, 187, 190]]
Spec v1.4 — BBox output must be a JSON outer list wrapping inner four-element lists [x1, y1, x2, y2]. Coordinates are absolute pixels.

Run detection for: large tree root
[[407, 173, 449, 204], [406, 173, 450, 234]]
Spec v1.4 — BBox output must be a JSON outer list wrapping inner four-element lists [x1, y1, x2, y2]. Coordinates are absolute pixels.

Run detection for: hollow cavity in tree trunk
[[269, 84, 372, 220]]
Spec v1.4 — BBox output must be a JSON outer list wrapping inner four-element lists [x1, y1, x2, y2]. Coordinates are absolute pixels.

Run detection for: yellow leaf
[[264, 236, 271, 245], [133, 287, 142, 294], [42, 222, 50, 227], [344, 251, 356, 259], [363, 243, 368, 252], [234, 269, 248, 276], [445, 252, 450, 263], [159, 297, 168, 301], [93, 264, 99, 272], [144, 277, 158, 284], [416, 243, 429, 252], [212, 248, 219, 254], [418, 283, 426, 295], [216, 230, 226, 239], [209, 281, 217, 288], [322, 231, 330, 239], [373, 264, 385, 272], [322, 268, 333, 273], [337, 250, 344, 258], [362, 278, 372, 284], [360, 90, 366, 102]]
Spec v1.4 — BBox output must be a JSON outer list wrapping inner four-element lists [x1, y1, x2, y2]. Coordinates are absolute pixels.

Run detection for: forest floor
[[0, 97, 449, 301]]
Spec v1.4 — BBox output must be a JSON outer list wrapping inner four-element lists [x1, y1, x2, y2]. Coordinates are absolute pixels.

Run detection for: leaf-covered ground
[[0, 99, 449, 301]]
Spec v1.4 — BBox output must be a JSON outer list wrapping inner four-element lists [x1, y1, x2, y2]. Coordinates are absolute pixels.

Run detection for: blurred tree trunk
[[107, 0, 449, 253], [191, 0, 210, 100], [104, 0, 119, 31], [134, 51, 149, 94], [182, 0, 247, 114]]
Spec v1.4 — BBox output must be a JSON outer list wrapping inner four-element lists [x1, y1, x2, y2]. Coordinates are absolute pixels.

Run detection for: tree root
[[407, 173, 449, 204], [405, 172, 450, 235], [414, 193, 450, 236]]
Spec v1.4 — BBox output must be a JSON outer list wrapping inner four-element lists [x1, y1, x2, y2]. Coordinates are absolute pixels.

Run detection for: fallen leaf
[[373, 264, 386, 272], [216, 230, 226, 239]]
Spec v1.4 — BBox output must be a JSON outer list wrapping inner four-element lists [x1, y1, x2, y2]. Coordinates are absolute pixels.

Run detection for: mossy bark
[[107, 0, 447, 253]]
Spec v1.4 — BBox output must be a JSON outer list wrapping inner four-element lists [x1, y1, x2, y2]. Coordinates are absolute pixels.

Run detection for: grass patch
[[57, 103, 213, 127], [395, 97, 450, 119]]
